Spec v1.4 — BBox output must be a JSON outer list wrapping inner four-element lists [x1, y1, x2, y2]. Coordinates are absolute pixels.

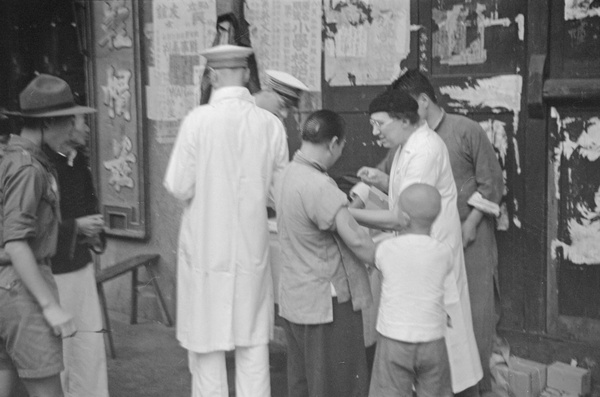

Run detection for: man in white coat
[[164, 44, 289, 397]]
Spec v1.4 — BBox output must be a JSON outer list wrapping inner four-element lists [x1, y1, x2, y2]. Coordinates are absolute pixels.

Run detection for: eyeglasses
[[369, 118, 393, 129]]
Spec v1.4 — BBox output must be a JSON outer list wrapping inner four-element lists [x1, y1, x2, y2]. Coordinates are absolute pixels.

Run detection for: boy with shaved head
[[370, 183, 453, 397]]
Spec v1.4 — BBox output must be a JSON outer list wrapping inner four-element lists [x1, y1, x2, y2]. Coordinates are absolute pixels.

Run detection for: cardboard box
[[511, 357, 548, 394], [547, 361, 591, 396], [541, 387, 579, 397], [507, 356, 547, 397]]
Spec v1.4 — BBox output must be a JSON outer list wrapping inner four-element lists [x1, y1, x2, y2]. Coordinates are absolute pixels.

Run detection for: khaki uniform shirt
[[0, 135, 61, 262]]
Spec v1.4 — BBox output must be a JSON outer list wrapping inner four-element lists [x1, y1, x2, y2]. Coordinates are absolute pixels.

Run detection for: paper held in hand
[[350, 182, 388, 210]]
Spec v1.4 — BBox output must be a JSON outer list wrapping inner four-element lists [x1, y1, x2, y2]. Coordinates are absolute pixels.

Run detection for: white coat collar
[[209, 86, 254, 104]]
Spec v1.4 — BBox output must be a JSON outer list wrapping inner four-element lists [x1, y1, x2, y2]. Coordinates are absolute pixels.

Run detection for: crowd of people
[[165, 44, 504, 397], [0, 42, 503, 397]]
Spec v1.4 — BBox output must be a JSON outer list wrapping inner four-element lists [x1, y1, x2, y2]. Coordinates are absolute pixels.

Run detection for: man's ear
[[329, 135, 341, 152], [417, 93, 431, 108]]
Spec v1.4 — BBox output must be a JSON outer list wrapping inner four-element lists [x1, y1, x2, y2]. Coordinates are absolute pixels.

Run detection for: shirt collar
[[6, 134, 53, 170], [42, 145, 78, 167], [209, 86, 254, 105], [293, 150, 327, 173], [430, 109, 446, 131]]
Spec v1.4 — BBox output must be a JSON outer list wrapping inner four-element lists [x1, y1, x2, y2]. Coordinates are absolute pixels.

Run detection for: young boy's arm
[[348, 196, 410, 232], [335, 207, 376, 266], [5, 240, 76, 337]]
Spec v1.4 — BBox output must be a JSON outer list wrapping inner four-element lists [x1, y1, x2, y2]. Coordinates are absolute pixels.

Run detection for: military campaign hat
[[1, 74, 96, 118]]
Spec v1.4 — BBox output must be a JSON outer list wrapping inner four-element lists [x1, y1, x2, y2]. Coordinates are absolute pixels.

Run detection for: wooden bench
[[96, 253, 173, 359]]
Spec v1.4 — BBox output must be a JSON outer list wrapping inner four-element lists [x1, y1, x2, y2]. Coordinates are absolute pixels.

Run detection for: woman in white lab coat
[[351, 89, 483, 394]]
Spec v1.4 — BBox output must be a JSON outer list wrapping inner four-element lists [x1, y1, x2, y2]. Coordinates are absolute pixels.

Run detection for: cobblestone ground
[[106, 311, 288, 397]]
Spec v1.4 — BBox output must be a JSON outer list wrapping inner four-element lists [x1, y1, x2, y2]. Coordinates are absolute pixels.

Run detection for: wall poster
[[428, 0, 524, 75], [323, 0, 410, 86], [148, 0, 216, 143], [245, 0, 322, 92], [91, 0, 147, 239]]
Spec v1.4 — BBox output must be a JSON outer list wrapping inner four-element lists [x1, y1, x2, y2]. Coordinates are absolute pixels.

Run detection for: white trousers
[[188, 345, 270, 397], [54, 263, 109, 397]]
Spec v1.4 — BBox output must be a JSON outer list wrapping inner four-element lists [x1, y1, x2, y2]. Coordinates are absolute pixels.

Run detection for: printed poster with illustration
[[324, 0, 410, 86]]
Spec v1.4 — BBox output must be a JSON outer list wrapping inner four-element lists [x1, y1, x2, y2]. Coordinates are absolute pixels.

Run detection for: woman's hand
[[357, 167, 389, 192]]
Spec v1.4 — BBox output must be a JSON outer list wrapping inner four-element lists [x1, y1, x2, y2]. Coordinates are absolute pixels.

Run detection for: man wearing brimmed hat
[[0, 74, 92, 397], [254, 69, 309, 121], [41, 86, 109, 395], [164, 44, 288, 397]]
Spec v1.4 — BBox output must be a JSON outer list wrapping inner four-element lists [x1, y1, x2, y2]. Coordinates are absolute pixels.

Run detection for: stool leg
[[145, 264, 173, 327], [97, 283, 116, 359], [131, 267, 138, 325]]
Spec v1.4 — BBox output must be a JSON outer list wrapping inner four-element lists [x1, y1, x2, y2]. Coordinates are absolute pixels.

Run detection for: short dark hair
[[301, 110, 346, 144], [391, 69, 437, 104], [369, 89, 420, 125]]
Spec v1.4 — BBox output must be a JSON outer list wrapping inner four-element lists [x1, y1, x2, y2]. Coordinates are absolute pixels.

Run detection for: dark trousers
[[369, 335, 452, 397], [283, 298, 369, 397]]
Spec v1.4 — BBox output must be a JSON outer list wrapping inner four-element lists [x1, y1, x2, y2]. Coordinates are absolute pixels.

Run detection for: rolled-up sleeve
[[2, 165, 43, 244], [305, 179, 348, 232]]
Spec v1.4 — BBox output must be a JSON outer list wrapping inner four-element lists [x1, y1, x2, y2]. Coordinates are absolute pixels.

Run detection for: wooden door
[[419, 0, 530, 329], [545, 0, 600, 342]]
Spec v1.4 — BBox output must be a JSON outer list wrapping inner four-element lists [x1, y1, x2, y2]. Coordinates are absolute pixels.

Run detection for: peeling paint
[[513, 216, 521, 228], [515, 14, 524, 41], [480, 119, 508, 163], [576, 117, 600, 161], [564, 0, 600, 20], [482, 17, 511, 28], [555, 195, 600, 263], [440, 75, 522, 111], [512, 136, 521, 175], [551, 110, 600, 200], [551, 109, 600, 265], [551, 107, 563, 200], [513, 196, 521, 228], [439, 74, 522, 135], [552, 219, 600, 264], [479, 119, 509, 192]]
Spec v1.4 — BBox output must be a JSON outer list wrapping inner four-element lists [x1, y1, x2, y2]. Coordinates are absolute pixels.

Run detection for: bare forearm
[[345, 226, 376, 266], [5, 241, 59, 309], [464, 208, 484, 228], [348, 208, 407, 231], [335, 208, 376, 266]]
